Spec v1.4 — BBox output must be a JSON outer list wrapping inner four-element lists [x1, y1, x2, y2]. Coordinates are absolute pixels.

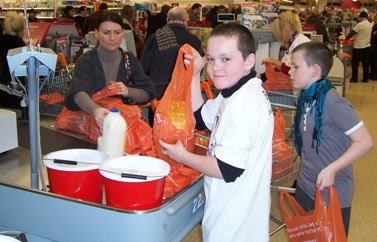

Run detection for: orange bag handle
[[280, 186, 342, 221], [200, 81, 214, 100], [279, 190, 309, 222]]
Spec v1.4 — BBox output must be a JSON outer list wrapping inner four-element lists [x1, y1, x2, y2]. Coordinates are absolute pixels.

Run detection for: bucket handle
[[45, 158, 98, 165], [99, 168, 167, 180]]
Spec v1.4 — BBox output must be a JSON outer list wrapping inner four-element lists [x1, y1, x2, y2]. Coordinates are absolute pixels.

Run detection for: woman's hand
[[316, 164, 337, 190], [109, 82, 129, 97], [184, 47, 206, 77], [159, 139, 188, 164], [93, 107, 109, 130]]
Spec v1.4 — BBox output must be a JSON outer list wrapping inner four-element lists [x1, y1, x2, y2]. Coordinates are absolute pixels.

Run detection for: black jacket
[[141, 24, 204, 99], [65, 48, 156, 110], [0, 35, 25, 84]]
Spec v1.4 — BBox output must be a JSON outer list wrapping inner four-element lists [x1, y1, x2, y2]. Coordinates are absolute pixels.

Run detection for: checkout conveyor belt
[[0, 119, 205, 242]]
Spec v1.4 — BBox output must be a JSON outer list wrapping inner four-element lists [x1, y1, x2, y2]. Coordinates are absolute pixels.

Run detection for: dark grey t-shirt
[[297, 89, 362, 207]]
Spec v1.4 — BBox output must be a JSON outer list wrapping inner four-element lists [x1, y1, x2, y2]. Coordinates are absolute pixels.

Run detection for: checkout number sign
[[192, 191, 205, 213]]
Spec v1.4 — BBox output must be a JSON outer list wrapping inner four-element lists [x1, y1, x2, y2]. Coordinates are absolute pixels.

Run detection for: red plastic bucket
[[99, 156, 170, 210], [43, 149, 108, 203]]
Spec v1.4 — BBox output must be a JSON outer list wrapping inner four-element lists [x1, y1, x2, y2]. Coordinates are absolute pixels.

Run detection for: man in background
[[346, 11, 372, 83], [74, 6, 88, 34], [141, 7, 204, 122], [189, 3, 202, 22], [27, 9, 38, 22]]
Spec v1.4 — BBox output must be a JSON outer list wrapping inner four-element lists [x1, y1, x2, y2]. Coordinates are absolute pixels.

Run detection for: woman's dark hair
[[121, 5, 135, 21], [63, 5, 74, 18], [144, 10, 151, 18], [209, 22, 255, 59], [78, 6, 87, 13], [96, 10, 124, 30]]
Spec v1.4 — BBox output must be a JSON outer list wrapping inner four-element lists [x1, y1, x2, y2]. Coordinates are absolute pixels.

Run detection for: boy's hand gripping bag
[[153, 44, 196, 163], [279, 186, 347, 242]]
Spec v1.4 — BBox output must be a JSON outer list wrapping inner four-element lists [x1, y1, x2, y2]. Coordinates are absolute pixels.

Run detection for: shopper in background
[[289, 42, 374, 236], [159, 23, 273, 241], [120, 5, 136, 30], [74, 6, 88, 34], [0, 11, 26, 110], [27, 9, 38, 22], [305, 11, 331, 44], [141, 7, 204, 100], [211, 5, 227, 28], [189, 3, 202, 22], [62, 5, 74, 20], [120, 5, 144, 58], [145, 4, 170, 40], [65, 11, 155, 128], [346, 11, 372, 83], [138, 10, 151, 40], [204, 6, 217, 24], [370, 14, 377, 80], [262, 11, 311, 75], [82, 3, 108, 35]]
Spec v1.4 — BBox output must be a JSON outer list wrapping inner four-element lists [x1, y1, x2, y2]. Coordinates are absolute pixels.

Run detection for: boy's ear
[[245, 53, 256, 70], [312, 63, 322, 78]]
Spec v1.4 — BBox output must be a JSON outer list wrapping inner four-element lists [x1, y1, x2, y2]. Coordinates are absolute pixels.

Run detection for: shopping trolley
[[266, 89, 301, 236], [39, 53, 73, 116]]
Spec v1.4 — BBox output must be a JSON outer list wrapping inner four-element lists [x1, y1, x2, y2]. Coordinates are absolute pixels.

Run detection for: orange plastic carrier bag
[[55, 82, 154, 155], [280, 186, 347, 242], [153, 44, 196, 161], [263, 63, 292, 91], [272, 108, 295, 182], [153, 44, 201, 199]]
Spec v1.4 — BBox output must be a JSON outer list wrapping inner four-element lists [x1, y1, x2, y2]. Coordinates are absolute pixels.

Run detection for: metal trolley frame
[[39, 53, 73, 116], [267, 90, 300, 236]]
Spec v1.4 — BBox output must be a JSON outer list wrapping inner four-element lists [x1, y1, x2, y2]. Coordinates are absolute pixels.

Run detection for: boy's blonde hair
[[3, 11, 25, 37], [271, 11, 302, 43]]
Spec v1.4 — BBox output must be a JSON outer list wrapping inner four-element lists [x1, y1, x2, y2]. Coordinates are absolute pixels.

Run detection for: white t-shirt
[[281, 33, 311, 68], [201, 78, 274, 242], [353, 19, 373, 49]]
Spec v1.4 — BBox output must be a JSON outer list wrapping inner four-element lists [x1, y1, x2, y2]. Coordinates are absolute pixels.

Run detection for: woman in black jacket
[[65, 11, 156, 127]]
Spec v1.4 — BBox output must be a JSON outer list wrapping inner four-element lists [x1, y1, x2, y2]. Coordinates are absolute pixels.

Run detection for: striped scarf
[[294, 78, 335, 156], [156, 25, 178, 51]]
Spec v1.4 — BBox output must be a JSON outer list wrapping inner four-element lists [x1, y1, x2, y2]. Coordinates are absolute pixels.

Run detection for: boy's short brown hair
[[292, 42, 333, 78], [209, 22, 255, 60]]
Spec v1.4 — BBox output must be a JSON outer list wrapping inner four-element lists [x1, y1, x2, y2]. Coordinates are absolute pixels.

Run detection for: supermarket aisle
[[184, 81, 377, 242]]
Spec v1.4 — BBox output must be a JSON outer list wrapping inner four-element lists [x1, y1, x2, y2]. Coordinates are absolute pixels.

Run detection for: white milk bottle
[[98, 108, 127, 158]]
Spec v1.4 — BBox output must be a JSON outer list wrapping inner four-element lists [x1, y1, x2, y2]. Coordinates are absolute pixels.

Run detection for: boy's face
[[289, 49, 317, 90], [206, 36, 255, 90]]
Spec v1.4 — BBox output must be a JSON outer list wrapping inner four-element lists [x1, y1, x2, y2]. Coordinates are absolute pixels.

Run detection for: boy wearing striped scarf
[[289, 42, 374, 236]]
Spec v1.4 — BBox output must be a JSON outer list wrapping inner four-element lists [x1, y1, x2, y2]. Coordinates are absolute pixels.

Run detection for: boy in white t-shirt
[[159, 23, 274, 241]]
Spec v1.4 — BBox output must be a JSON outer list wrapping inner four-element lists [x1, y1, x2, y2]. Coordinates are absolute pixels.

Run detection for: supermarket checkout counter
[[0, 120, 205, 242], [0, 45, 204, 241]]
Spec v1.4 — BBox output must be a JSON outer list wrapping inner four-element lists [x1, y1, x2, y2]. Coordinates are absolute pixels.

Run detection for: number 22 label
[[192, 192, 205, 213]]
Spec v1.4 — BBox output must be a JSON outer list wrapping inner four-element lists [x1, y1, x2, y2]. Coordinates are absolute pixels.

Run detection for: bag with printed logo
[[279, 186, 347, 242]]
